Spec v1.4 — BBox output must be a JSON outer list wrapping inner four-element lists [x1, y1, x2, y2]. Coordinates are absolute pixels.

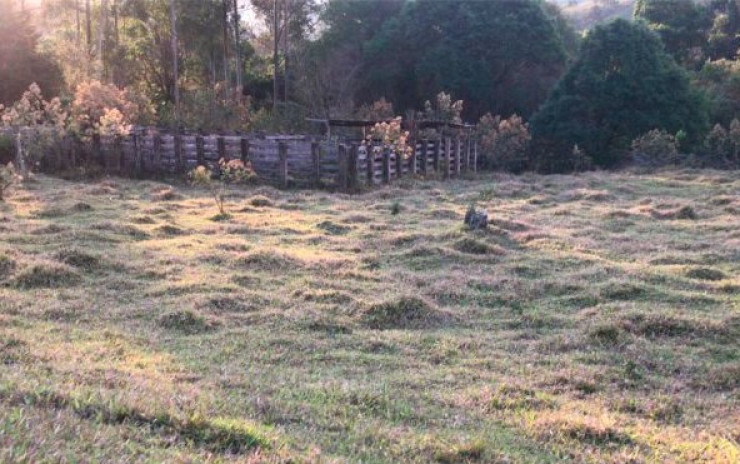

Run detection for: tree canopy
[[357, 0, 577, 121], [531, 18, 708, 171]]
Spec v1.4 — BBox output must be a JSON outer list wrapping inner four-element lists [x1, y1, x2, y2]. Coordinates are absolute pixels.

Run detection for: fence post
[[395, 148, 403, 179], [455, 135, 462, 176], [337, 144, 347, 190], [311, 141, 321, 187], [217, 136, 226, 161], [432, 138, 440, 173], [115, 136, 124, 174], [473, 137, 478, 172], [133, 133, 142, 175], [278, 141, 288, 188], [444, 137, 452, 179], [153, 133, 163, 176], [409, 141, 417, 176], [382, 146, 391, 184], [366, 145, 375, 185], [196, 135, 205, 167], [174, 133, 184, 173], [348, 143, 359, 191], [93, 134, 103, 168], [240, 137, 250, 164], [465, 133, 471, 172], [420, 139, 428, 176]]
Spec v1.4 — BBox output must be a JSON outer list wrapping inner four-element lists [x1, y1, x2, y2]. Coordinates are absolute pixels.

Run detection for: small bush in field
[[477, 113, 531, 171], [703, 122, 740, 167], [0, 163, 18, 201], [630, 129, 679, 166], [218, 158, 257, 185], [189, 166, 226, 217]]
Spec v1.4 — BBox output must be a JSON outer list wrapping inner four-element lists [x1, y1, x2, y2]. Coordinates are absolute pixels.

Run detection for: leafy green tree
[[634, 0, 711, 67], [530, 19, 708, 171], [359, 0, 577, 121], [0, 0, 62, 105]]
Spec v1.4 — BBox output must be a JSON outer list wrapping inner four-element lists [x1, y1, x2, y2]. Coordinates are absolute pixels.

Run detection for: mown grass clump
[[13, 263, 81, 289], [452, 237, 503, 255], [156, 310, 217, 334], [685, 267, 727, 281], [54, 249, 102, 271], [237, 251, 302, 271], [248, 195, 272, 207], [316, 220, 352, 235], [0, 254, 16, 280], [361, 296, 447, 330]]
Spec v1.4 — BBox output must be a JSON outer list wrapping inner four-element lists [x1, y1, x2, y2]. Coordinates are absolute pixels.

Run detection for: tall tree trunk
[[98, 0, 108, 80], [273, 0, 279, 112], [86, 0, 92, 52], [222, 0, 230, 92], [170, 0, 181, 128], [232, 0, 243, 101], [76, 0, 81, 47], [283, 0, 289, 104]]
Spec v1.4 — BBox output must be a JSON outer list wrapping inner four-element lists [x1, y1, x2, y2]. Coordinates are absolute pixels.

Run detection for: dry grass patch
[[156, 310, 218, 334]]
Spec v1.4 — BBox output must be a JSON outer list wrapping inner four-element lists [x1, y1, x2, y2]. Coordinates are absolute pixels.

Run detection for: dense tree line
[[4, 0, 740, 171]]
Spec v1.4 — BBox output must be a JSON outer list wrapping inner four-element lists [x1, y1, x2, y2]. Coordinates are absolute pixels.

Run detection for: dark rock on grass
[[361, 296, 449, 330], [156, 310, 218, 334], [13, 263, 81, 289], [464, 206, 488, 230], [686, 267, 727, 281]]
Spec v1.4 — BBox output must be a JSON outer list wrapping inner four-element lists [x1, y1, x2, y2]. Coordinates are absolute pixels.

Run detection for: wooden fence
[[3, 127, 477, 190], [336, 136, 478, 190]]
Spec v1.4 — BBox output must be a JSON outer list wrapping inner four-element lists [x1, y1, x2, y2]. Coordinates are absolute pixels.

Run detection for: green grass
[[0, 169, 739, 462]]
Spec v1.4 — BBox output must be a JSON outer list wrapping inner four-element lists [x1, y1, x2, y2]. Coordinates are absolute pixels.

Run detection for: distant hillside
[[550, 0, 636, 31]]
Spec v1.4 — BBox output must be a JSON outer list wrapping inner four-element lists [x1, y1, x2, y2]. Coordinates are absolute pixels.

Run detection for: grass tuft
[[685, 267, 727, 281], [54, 249, 102, 271], [452, 237, 504, 255], [156, 310, 217, 334], [361, 296, 448, 330], [13, 263, 81, 289], [248, 195, 272, 207]]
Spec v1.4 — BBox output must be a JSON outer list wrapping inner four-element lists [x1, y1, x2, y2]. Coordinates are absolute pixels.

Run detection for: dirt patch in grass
[[360, 296, 449, 330], [685, 267, 727, 281], [151, 187, 182, 201], [651, 205, 698, 220], [156, 225, 187, 236], [131, 215, 157, 224], [92, 222, 150, 240], [30, 224, 69, 235], [205, 297, 260, 313], [13, 263, 82, 289], [452, 238, 505, 255], [156, 310, 218, 334]]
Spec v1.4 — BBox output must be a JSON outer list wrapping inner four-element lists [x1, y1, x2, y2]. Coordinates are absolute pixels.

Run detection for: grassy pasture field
[[1, 169, 739, 463]]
